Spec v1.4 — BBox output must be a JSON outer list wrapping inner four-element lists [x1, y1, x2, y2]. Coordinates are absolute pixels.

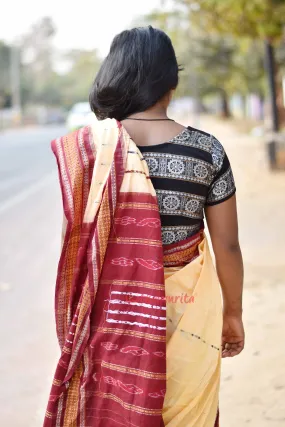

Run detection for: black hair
[[89, 26, 180, 121]]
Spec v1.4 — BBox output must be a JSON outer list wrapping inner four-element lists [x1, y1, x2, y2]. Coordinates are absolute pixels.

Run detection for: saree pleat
[[44, 119, 222, 427]]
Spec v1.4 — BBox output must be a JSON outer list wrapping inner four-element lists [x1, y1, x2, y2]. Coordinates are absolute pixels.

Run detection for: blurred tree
[[141, 9, 266, 117], [176, 0, 285, 128], [276, 41, 285, 72], [20, 17, 56, 105], [19, 17, 100, 109], [34, 72, 64, 106], [60, 49, 100, 109], [1, 17, 101, 116], [185, 35, 238, 117], [179, 0, 285, 40], [0, 41, 11, 107]]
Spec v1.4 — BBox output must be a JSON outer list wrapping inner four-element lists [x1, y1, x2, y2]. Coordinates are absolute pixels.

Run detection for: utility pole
[[10, 43, 22, 124]]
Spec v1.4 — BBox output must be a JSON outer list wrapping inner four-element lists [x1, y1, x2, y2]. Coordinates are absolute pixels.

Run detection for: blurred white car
[[66, 102, 96, 131]]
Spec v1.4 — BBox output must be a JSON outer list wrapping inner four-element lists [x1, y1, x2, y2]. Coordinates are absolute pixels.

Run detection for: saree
[[44, 119, 222, 427]]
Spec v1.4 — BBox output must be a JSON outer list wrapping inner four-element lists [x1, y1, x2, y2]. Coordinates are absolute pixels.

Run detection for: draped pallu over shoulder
[[44, 119, 222, 427]]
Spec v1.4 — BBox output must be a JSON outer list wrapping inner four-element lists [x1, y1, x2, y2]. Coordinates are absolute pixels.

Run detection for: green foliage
[[172, 0, 285, 120], [276, 41, 285, 72], [179, 0, 285, 42], [60, 50, 100, 109], [20, 17, 57, 106], [2, 16, 102, 109], [141, 6, 267, 101]]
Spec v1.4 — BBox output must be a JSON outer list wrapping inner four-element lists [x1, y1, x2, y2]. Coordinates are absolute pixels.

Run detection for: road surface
[[0, 126, 65, 427]]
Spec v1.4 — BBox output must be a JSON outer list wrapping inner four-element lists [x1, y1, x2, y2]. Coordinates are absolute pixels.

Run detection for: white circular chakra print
[[162, 195, 181, 210], [194, 164, 208, 179], [176, 230, 188, 241], [212, 153, 219, 166], [198, 135, 211, 148], [212, 138, 223, 153], [185, 199, 200, 213], [213, 180, 227, 196], [212, 139, 224, 168], [167, 159, 185, 175], [146, 158, 158, 173], [162, 231, 176, 244]]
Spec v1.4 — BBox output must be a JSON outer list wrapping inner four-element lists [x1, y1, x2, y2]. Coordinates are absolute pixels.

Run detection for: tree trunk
[[264, 41, 279, 132], [258, 94, 265, 121], [276, 79, 285, 127], [220, 90, 231, 118], [241, 94, 247, 119]]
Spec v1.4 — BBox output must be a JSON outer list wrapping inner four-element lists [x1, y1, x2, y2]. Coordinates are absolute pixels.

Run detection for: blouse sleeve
[[206, 137, 236, 206]]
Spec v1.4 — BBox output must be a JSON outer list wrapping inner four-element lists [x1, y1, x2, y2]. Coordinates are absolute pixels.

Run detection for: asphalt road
[[0, 126, 67, 427]]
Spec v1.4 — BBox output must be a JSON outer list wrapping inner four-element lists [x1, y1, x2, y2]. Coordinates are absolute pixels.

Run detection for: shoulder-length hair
[[89, 26, 180, 121]]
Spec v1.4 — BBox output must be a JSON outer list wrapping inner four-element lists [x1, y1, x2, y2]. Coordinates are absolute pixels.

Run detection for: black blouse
[[137, 126, 236, 245]]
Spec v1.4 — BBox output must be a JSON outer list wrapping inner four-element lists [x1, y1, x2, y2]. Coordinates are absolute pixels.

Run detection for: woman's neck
[[126, 105, 169, 120], [121, 110, 185, 148]]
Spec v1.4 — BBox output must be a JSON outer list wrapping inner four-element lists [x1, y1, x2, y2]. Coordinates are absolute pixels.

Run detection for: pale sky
[[0, 0, 165, 56]]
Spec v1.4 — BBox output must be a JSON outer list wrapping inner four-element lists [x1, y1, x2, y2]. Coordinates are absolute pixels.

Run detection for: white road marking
[[0, 171, 57, 216]]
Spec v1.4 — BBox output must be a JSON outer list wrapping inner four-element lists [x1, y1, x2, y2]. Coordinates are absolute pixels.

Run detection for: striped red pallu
[[44, 119, 221, 427]]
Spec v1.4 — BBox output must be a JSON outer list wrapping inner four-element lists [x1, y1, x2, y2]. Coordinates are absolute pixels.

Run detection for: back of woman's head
[[89, 26, 179, 121]]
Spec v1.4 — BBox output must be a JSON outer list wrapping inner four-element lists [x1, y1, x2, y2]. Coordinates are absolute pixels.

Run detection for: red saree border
[[163, 228, 204, 267], [44, 124, 168, 426]]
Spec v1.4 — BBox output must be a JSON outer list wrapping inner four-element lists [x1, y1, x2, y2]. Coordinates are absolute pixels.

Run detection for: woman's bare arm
[[205, 195, 245, 357], [205, 195, 243, 315]]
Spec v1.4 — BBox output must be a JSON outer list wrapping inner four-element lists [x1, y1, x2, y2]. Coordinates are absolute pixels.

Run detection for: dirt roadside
[[180, 115, 285, 426]]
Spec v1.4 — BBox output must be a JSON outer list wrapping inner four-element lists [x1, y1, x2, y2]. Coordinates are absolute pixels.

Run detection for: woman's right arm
[[205, 195, 245, 357]]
